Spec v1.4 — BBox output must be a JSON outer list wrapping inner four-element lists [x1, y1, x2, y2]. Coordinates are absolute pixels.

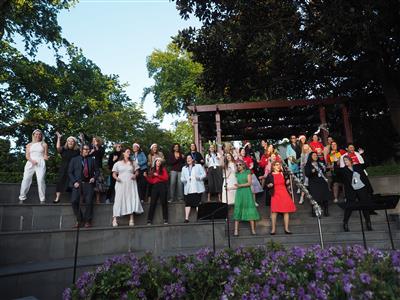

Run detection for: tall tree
[[0, 0, 76, 53], [143, 42, 204, 118], [173, 0, 400, 138]]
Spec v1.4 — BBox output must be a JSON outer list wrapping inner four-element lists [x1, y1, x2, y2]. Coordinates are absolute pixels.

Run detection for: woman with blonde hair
[[19, 129, 48, 203], [54, 132, 80, 203]]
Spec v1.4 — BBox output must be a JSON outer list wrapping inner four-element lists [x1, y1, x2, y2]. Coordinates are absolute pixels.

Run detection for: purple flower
[[346, 259, 355, 268], [359, 273, 371, 285], [233, 267, 241, 275], [364, 290, 374, 299], [62, 288, 72, 300], [343, 282, 353, 294], [315, 270, 324, 280]]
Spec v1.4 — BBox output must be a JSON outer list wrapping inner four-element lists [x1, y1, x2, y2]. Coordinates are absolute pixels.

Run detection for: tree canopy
[[143, 42, 204, 118], [172, 0, 400, 137]]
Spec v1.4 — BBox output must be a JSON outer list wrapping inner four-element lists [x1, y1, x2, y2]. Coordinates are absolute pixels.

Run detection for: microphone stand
[[281, 160, 325, 249], [222, 153, 231, 249]]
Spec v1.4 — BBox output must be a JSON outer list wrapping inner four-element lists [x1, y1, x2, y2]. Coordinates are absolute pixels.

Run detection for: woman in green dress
[[233, 160, 260, 236]]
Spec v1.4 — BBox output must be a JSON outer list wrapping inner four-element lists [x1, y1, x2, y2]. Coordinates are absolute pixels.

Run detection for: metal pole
[[359, 210, 367, 249], [384, 209, 395, 250], [222, 155, 231, 248], [317, 217, 325, 249], [212, 215, 216, 254], [72, 224, 80, 283]]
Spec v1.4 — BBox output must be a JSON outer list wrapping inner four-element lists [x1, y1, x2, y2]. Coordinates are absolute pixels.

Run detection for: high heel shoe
[[112, 219, 118, 227], [251, 231, 256, 236], [284, 230, 292, 235], [269, 231, 276, 235], [53, 199, 60, 204]]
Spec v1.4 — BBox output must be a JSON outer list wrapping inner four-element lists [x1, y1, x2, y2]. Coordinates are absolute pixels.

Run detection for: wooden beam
[[191, 114, 200, 150], [188, 98, 345, 113], [341, 104, 353, 144]]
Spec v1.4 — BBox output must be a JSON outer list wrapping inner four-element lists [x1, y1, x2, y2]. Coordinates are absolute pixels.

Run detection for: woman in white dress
[[112, 148, 143, 227], [19, 129, 48, 203], [221, 152, 237, 205]]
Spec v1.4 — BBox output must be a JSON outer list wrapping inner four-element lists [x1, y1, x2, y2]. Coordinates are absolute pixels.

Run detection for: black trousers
[[71, 182, 94, 223], [343, 187, 371, 224], [137, 169, 148, 201], [147, 182, 168, 222], [106, 175, 116, 201]]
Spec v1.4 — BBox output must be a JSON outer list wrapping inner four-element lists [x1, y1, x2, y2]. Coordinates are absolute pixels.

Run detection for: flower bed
[[64, 243, 400, 299]]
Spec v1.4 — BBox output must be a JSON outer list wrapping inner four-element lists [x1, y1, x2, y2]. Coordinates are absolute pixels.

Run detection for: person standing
[[131, 143, 148, 203], [106, 143, 123, 204], [221, 152, 237, 205], [181, 155, 206, 222], [266, 161, 297, 235], [305, 152, 331, 217], [205, 144, 223, 202], [112, 147, 143, 227], [19, 129, 48, 204], [68, 145, 99, 228], [147, 143, 165, 168], [186, 143, 204, 165], [233, 160, 260, 236], [54, 132, 80, 203], [286, 135, 301, 194], [88, 136, 105, 204], [326, 141, 346, 203], [167, 143, 185, 202], [341, 156, 373, 232], [144, 157, 169, 225], [299, 144, 312, 204], [309, 134, 324, 152]]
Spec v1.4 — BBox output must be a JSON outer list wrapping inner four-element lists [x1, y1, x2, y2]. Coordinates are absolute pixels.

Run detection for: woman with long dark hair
[[144, 157, 169, 225], [167, 143, 185, 202], [304, 152, 331, 217]]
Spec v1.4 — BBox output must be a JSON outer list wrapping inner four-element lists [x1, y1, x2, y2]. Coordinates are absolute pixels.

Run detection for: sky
[[31, 0, 201, 129]]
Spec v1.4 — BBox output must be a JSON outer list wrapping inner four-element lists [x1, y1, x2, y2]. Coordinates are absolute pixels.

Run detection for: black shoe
[[284, 230, 292, 235], [184, 219, 189, 223], [343, 223, 349, 232], [269, 232, 276, 235]]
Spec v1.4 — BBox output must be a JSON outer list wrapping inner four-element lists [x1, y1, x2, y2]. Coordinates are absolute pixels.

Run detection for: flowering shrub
[[64, 243, 400, 299]]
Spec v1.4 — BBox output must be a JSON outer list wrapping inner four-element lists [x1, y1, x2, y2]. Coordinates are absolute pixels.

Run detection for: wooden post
[[341, 104, 353, 144], [215, 110, 222, 151], [191, 114, 200, 151], [319, 105, 328, 145]]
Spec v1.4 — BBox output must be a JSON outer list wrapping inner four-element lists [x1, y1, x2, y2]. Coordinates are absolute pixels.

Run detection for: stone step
[[0, 202, 392, 232], [0, 219, 398, 267]]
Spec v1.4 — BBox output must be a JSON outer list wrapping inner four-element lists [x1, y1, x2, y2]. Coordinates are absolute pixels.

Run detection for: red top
[[326, 149, 346, 165], [347, 152, 361, 164], [145, 167, 169, 184], [242, 156, 254, 173], [309, 141, 324, 152], [258, 154, 269, 169]]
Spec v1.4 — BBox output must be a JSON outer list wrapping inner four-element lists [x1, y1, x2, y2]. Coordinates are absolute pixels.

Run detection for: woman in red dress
[[266, 161, 296, 235]]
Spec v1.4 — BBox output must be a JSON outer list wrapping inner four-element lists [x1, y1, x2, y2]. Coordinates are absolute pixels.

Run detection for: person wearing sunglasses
[[233, 160, 260, 236]]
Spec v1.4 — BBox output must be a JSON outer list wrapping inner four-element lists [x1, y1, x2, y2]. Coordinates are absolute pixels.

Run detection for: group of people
[[18, 129, 375, 233]]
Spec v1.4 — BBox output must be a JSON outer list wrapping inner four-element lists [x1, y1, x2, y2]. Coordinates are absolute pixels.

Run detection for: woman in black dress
[[54, 132, 80, 203], [304, 152, 331, 217], [341, 155, 373, 232]]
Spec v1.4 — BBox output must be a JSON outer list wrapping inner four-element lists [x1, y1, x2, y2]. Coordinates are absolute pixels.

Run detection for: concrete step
[[0, 201, 392, 232], [1, 218, 398, 267]]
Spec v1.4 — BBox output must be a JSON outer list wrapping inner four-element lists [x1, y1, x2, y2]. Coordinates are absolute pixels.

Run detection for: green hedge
[[367, 163, 400, 177], [0, 172, 58, 184]]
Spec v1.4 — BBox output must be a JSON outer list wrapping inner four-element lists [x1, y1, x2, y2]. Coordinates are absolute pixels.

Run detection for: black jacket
[[340, 164, 373, 202], [68, 155, 99, 187]]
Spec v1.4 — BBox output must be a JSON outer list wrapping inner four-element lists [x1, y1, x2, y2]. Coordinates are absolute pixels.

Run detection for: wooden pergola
[[188, 98, 353, 152]]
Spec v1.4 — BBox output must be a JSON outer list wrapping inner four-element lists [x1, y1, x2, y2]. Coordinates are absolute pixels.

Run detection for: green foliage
[[65, 246, 400, 300], [367, 163, 400, 177], [168, 119, 194, 152], [143, 42, 205, 118], [0, 0, 77, 54]]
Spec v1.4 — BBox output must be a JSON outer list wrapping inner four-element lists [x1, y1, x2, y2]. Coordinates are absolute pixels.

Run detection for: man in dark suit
[[68, 144, 99, 228]]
